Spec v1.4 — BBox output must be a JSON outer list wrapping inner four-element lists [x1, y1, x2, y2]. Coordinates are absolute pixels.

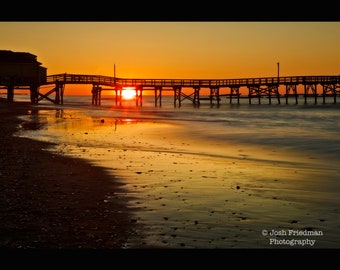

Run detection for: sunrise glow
[[2, 22, 340, 95], [121, 88, 136, 100]]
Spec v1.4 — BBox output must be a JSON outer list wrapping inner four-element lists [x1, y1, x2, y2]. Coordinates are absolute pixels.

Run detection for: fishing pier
[[1, 50, 340, 107], [2, 73, 340, 107], [40, 74, 340, 106]]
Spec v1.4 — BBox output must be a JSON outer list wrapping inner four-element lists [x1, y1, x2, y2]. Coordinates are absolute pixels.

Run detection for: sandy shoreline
[[0, 101, 139, 249], [2, 100, 340, 252]]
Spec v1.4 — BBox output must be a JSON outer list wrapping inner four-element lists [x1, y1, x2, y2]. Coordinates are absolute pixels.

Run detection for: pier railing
[[45, 73, 340, 88]]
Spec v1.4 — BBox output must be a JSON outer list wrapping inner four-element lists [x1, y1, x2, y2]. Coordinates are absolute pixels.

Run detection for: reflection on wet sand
[[15, 105, 340, 248]]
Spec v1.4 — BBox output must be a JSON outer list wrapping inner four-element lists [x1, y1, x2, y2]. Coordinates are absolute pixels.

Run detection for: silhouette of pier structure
[[1, 50, 339, 107], [2, 72, 340, 107]]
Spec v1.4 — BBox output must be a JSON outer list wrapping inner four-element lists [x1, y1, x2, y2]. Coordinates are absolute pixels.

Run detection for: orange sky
[[1, 22, 340, 95]]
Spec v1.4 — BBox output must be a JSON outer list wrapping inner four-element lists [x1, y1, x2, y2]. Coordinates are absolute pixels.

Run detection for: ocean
[[13, 93, 340, 248]]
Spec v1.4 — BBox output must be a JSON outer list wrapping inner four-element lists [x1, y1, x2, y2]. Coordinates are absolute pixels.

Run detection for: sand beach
[[1, 98, 340, 251], [0, 100, 138, 249]]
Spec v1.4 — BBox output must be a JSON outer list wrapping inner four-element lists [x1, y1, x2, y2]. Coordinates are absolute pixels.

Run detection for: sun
[[121, 87, 136, 100]]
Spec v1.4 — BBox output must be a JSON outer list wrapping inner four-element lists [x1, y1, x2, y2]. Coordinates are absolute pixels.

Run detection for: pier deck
[[2, 73, 340, 106]]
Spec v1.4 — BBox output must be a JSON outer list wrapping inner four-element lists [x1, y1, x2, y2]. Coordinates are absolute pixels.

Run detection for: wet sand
[[11, 102, 340, 250], [0, 101, 138, 249], [2, 100, 340, 252], [94, 127, 340, 249]]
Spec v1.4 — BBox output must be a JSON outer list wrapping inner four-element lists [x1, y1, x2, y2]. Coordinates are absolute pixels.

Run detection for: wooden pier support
[[91, 84, 102, 106], [230, 87, 240, 104], [304, 84, 317, 104], [114, 86, 123, 106], [155, 87, 162, 107], [30, 85, 39, 104], [248, 86, 260, 104], [268, 85, 280, 105], [322, 83, 340, 104], [173, 86, 182, 107], [174, 86, 200, 107], [193, 87, 200, 107], [135, 86, 143, 107], [6, 85, 14, 103], [54, 80, 65, 105], [37, 81, 65, 105], [285, 84, 298, 104], [209, 87, 220, 106], [248, 85, 280, 104]]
